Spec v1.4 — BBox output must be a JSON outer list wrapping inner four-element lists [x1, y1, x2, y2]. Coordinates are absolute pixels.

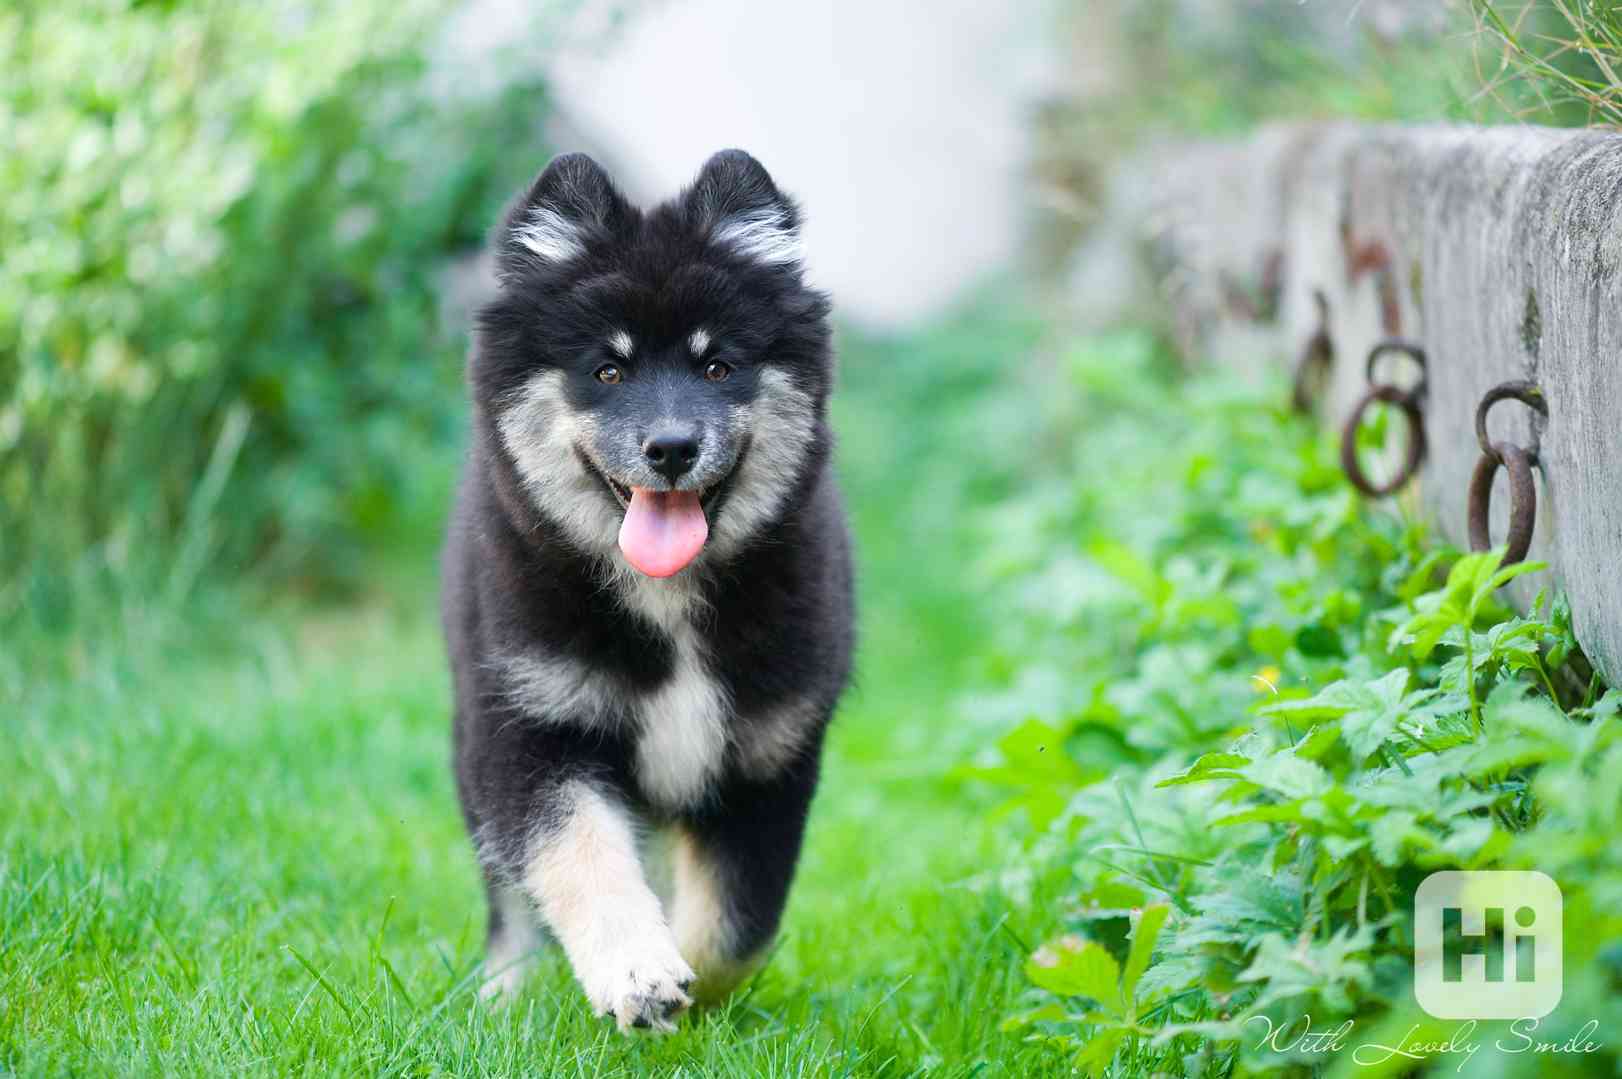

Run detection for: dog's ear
[[499, 153, 629, 276], [685, 149, 803, 267]]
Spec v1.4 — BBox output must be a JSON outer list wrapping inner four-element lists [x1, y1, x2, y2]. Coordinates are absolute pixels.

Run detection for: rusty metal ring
[[1363, 339, 1427, 395], [1474, 380, 1548, 459], [1340, 384, 1426, 497], [1468, 440, 1537, 566]]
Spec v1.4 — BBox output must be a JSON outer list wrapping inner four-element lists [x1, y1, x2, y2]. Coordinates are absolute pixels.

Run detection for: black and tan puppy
[[441, 150, 854, 1031]]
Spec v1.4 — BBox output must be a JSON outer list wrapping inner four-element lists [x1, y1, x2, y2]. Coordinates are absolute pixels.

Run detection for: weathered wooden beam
[[1141, 123, 1622, 686]]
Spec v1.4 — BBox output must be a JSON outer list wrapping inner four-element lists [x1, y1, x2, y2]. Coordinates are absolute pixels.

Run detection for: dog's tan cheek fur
[[496, 370, 619, 556], [706, 368, 816, 557]]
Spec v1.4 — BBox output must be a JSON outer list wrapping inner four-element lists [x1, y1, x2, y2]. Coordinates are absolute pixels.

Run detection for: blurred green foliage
[[1032, 0, 1622, 272], [1097, 3, 1477, 134], [1030, 1, 1485, 270], [1, 0, 552, 628], [1473, 0, 1622, 126]]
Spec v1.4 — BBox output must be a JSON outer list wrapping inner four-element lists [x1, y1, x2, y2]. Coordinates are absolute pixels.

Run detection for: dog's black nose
[[643, 428, 700, 483]]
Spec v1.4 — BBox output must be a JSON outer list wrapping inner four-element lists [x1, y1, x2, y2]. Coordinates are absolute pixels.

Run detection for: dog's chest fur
[[616, 576, 729, 809], [502, 572, 736, 810]]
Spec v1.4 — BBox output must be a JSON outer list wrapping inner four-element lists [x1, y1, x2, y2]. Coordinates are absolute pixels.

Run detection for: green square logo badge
[[1414, 871, 1562, 1020]]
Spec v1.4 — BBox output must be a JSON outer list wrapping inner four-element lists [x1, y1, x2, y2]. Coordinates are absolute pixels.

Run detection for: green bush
[[968, 336, 1618, 1075], [1, 0, 552, 627]]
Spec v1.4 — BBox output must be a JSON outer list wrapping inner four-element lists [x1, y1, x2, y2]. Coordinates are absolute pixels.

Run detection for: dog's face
[[474, 151, 832, 578]]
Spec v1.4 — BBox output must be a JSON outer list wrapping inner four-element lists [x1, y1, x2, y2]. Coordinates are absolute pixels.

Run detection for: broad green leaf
[[1089, 540, 1169, 605], [1338, 670, 1410, 759], [1294, 723, 1342, 759], [1155, 751, 1250, 788], [1072, 1027, 1128, 1078], [1396, 549, 1451, 602], [1389, 551, 1505, 660], [1264, 670, 1409, 759], [1247, 623, 1292, 659], [1483, 681, 1571, 741], [1025, 938, 1123, 1012], [1238, 926, 1374, 1012], [1240, 750, 1333, 799], [958, 718, 1099, 829], [1588, 688, 1622, 720], [1369, 810, 1429, 866], [1120, 903, 1171, 1005], [1262, 683, 1361, 721], [1072, 878, 1150, 917], [995, 718, 1089, 781], [1463, 737, 1566, 774], [1474, 557, 1548, 610], [1215, 800, 1312, 826], [1467, 826, 1514, 867], [1323, 833, 1370, 860], [1452, 549, 1505, 600], [1438, 817, 1495, 862], [998, 1002, 1068, 1031], [1391, 609, 1455, 662], [1294, 622, 1344, 658], [1189, 871, 1303, 935]]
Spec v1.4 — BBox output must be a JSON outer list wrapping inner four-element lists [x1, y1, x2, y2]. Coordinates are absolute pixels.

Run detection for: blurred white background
[[443, 0, 1057, 327]]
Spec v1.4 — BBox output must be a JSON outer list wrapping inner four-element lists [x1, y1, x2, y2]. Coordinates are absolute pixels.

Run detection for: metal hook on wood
[[1467, 381, 1547, 567], [1340, 339, 1427, 497]]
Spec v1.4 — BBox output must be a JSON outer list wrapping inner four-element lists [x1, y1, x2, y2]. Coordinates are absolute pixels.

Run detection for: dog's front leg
[[525, 779, 695, 1031], [672, 758, 820, 1001]]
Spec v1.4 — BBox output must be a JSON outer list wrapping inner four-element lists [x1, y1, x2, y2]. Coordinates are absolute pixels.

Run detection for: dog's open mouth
[[615, 487, 708, 578], [599, 476, 725, 515], [578, 450, 739, 579]]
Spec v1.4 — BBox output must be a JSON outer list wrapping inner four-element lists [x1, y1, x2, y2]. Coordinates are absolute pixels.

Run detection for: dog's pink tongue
[[618, 488, 709, 577]]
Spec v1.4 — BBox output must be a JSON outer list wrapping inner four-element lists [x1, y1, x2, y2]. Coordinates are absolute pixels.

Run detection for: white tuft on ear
[[712, 206, 803, 266], [513, 206, 587, 263]]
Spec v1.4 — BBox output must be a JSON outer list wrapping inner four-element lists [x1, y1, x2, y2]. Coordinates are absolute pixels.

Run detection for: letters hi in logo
[[1414, 871, 1562, 1020]]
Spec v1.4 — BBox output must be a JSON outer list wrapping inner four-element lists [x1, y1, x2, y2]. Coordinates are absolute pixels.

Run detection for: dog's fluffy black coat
[[442, 150, 853, 1029]]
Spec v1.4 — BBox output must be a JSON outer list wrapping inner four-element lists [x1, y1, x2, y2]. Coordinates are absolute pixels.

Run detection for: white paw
[[580, 934, 696, 1033]]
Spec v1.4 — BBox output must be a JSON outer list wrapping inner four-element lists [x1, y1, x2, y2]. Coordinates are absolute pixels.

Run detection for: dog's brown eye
[[703, 361, 731, 383], [595, 364, 622, 385]]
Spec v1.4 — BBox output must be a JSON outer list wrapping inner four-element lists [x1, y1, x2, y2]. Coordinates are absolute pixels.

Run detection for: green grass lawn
[[9, 302, 1620, 1078], [1, 305, 1069, 1076]]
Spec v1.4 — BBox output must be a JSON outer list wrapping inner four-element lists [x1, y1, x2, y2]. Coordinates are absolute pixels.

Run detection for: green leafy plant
[[966, 335, 1617, 1075], [1014, 905, 1171, 1076], [1388, 549, 1550, 731]]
